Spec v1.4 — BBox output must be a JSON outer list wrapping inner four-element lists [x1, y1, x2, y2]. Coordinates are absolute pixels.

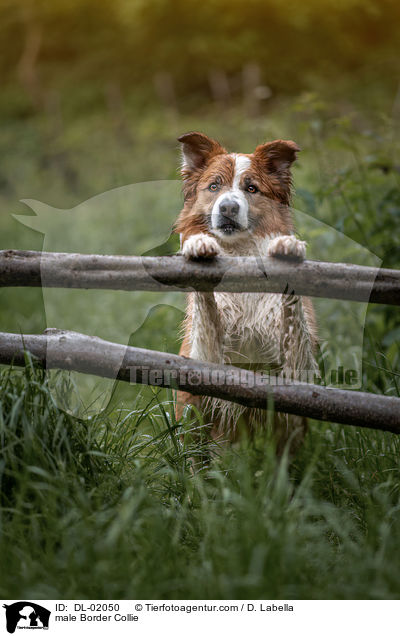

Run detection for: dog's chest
[[214, 292, 283, 365]]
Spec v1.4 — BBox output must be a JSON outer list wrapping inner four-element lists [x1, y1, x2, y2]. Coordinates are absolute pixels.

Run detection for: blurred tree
[[0, 0, 399, 105]]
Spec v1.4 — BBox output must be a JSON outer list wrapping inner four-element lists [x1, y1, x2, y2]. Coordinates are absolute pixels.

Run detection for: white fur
[[267, 235, 306, 260], [232, 154, 251, 188], [211, 154, 251, 238], [182, 233, 221, 259]]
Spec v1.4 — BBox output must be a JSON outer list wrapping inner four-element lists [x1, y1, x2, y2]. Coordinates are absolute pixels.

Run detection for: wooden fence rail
[[1, 329, 399, 433], [1, 249, 400, 305]]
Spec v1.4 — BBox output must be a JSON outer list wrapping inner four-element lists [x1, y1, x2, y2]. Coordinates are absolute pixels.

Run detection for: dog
[[174, 132, 318, 453]]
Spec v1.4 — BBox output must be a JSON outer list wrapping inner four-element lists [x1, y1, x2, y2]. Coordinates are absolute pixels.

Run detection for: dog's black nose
[[219, 198, 239, 217]]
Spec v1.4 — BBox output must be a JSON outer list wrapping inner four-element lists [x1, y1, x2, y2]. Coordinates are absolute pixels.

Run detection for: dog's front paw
[[182, 233, 221, 260], [267, 235, 306, 261]]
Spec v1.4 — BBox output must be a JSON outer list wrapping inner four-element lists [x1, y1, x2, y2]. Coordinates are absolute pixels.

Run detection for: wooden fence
[[1, 249, 400, 304], [1, 249, 400, 431]]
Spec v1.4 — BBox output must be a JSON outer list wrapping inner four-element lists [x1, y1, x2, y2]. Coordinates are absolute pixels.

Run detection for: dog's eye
[[246, 184, 258, 193], [209, 183, 219, 192]]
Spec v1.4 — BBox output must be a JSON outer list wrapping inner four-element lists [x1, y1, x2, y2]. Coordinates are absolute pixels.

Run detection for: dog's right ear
[[178, 132, 226, 172]]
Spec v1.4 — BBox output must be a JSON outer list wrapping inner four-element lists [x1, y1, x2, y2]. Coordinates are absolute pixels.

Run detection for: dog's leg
[[267, 235, 317, 372], [268, 235, 319, 453], [179, 234, 226, 465], [182, 233, 224, 364]]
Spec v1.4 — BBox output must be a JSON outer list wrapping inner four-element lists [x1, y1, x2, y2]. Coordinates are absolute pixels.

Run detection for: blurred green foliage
[[1, 0, 399, 103]]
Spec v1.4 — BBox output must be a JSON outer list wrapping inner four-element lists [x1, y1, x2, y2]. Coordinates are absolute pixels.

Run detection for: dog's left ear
[[253, 140, 300, 202], [253, 139, 300, 174]]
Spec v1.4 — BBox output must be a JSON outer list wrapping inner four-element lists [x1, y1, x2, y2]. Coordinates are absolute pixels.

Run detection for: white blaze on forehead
[[231, 153, 251, 189]]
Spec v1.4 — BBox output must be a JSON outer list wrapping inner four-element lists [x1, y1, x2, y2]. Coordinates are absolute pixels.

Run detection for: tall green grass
[[1, 358, 400, 600]]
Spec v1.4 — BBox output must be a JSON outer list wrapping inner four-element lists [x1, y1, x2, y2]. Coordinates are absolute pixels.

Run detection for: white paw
[[267, 235, 306, 261], [182, 233, 221, 260]]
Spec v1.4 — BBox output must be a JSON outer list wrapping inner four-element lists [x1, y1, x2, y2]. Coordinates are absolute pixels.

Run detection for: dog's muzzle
[[215, 197, 243, 234]]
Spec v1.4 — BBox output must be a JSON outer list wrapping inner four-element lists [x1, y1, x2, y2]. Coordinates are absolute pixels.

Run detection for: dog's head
[[175, 132, 299, 244]]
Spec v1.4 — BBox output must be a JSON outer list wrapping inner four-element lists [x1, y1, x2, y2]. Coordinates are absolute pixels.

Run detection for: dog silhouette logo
[[2, 602, 50, 633]]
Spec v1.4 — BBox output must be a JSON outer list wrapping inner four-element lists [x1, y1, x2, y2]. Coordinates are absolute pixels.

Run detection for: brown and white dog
[[174, 132, 318, 451]]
